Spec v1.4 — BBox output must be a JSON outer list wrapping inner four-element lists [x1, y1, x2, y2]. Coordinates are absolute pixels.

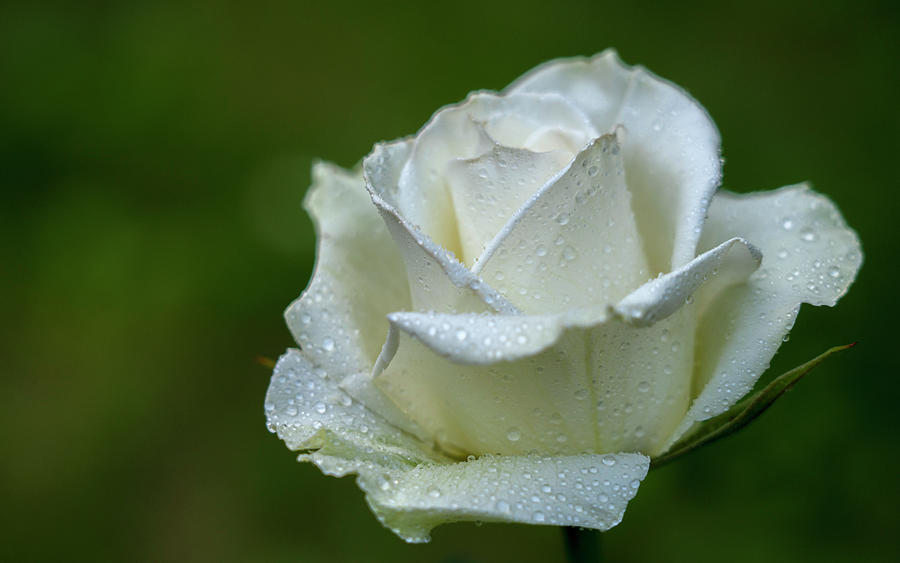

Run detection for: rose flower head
[[264, 50, 861, 542]]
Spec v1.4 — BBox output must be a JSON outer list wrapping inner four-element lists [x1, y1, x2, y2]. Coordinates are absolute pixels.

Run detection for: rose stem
[[562, 526, 602, 562]]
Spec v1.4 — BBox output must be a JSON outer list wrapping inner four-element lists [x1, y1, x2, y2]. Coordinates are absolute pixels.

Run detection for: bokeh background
[[2, 0, 898, 561]]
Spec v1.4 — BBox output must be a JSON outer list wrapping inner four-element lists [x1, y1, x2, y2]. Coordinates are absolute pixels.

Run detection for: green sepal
[[651, 343, 856, 470]]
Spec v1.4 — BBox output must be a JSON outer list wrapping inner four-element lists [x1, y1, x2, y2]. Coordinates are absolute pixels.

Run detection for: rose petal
[[375, 324, 596, 456], [268, 350, 649, 543], [475, 131, 650, 314], [381, 308, 605, 366], [364, 92, 597, 262], [374, 307, 694, 457], [376, 232, 769, 456], [663, 184, 863, 449], [446, 144, 572, 265], [365, 141, 518, 315], [613, 237, 761, 326], [266, 349, 438, 464], [365, 452, 649, 543], [284, 162, 411, 376], [507, 49, 721, 273], [460, 92, 597, 152]]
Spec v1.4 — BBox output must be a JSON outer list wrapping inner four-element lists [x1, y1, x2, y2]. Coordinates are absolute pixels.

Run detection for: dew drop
[[427, 485, 442, 498], [456, 328, 468, 341], [533, 511, 545, 522], [556, 213, 570, 226], [587, 165, 599, 177], [637, 381, 650, 393], [601, 454, 617, 466], [800, 228, 817, 242], [314, 401, 327, 414], [322, 337, 335, 352], [507, 427, 521, 442]]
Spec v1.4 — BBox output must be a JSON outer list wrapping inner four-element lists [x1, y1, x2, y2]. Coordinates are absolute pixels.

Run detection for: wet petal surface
[[267, 350, 649, 543], [664, 184, 862, 448], [507, 49, 722, 273]]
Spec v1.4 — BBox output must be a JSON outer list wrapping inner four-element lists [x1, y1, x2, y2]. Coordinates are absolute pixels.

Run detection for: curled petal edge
[[364, 140, 520, 315], [377, 236, 760, 370]]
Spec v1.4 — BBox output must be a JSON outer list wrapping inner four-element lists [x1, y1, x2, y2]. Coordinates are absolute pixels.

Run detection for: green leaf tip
[[650, 342, 857, 470]]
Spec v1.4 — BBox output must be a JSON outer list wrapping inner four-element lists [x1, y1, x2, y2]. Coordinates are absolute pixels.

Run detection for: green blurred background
[[2, 0, 898, 561]]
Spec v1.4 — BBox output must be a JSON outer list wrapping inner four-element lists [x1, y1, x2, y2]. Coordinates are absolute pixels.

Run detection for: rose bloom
[[265, 50, 861, 542]]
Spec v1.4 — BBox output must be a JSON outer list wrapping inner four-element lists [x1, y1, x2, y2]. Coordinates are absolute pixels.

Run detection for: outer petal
[[267, 350, 649, 543], [475, 132, 650, 314], [664, 184, 863, 449], [266, 350, 440, 466], [506, 49, 722, 273], [284, 162, 411, 376], [366, 451, 649, 543], [364, 140, 518, 315], [375, 307, 698, 457], [375, 322, 600, 456]]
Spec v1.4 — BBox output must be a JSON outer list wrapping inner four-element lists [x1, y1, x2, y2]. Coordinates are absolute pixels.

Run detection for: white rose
[[265, 50, 861, 542]]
